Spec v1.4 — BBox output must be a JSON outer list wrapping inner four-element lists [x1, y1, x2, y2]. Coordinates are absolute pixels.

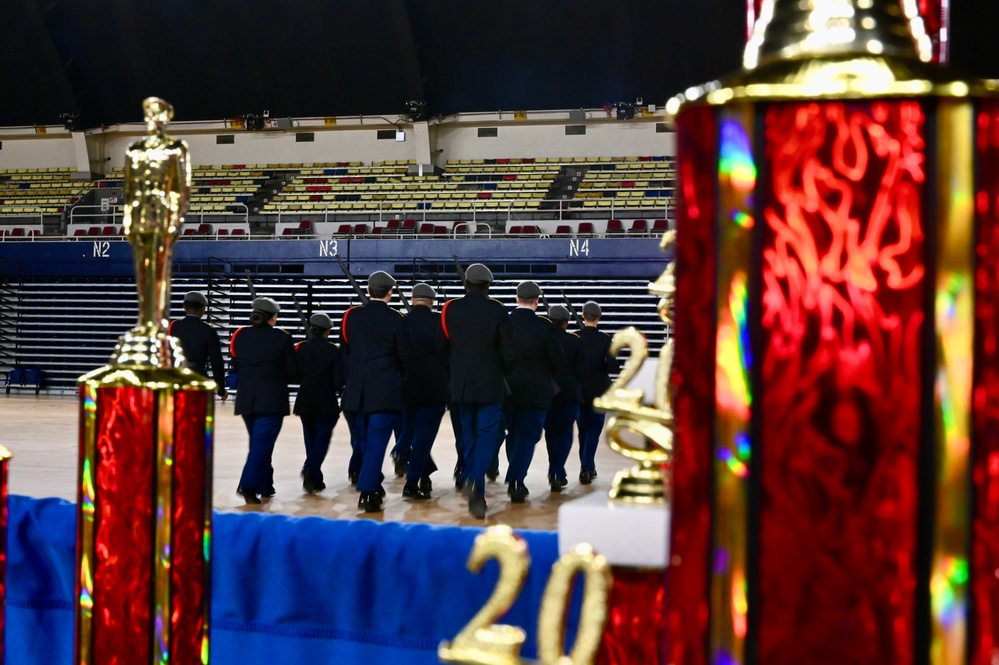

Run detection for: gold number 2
[[440, 527, 612, 665], [439, 525, 530, 665]]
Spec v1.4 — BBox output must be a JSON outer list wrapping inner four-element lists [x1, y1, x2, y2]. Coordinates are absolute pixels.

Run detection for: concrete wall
[[1, 110, 677, 173]]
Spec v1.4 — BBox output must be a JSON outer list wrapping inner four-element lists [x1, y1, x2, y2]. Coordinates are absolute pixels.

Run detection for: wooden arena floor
[[4, 395, 631, 531]]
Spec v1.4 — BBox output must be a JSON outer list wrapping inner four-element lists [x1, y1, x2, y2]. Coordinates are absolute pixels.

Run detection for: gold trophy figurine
[[116, 96, 191, 369]]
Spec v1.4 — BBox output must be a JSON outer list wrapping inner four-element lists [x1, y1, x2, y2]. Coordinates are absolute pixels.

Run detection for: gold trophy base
[[608, 461, 668, 504]]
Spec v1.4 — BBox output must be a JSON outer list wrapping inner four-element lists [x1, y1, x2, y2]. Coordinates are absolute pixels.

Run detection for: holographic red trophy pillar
[[666, 1, 999, 664], [75, 98, 214, 665], [0, 445, 10, 665]]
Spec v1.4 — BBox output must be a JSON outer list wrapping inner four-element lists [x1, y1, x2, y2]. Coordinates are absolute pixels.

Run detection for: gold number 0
[[440, 526, 613, 665], [537, 544, 612, 665]]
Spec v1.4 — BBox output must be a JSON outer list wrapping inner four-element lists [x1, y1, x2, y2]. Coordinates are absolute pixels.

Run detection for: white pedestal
[[557, 492, 671, 568]]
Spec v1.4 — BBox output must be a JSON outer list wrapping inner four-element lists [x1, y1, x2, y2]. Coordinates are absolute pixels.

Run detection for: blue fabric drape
[[5, 495, 566, 665]]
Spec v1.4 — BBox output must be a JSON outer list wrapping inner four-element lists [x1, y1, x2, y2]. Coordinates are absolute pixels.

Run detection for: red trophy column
[[0, 445, 10, 665], [666, 0, 999, 663], [75, 97, 214, 665]]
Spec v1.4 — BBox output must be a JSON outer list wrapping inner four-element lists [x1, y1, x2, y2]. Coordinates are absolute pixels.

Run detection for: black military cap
[[368, 270, 397, 290], [251, 297, 280, 315], [582, 300, 602, 317], [516, 281, 542, 299], [464, 263, 493, 285], [548, 305, 571, 322], [183, 291, 208, 306], [412, 283, 437, 299], [309, 313, 334, 330]]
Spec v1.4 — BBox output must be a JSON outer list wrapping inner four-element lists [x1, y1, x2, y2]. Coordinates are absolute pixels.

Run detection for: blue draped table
[[6, 495, 564, 664]]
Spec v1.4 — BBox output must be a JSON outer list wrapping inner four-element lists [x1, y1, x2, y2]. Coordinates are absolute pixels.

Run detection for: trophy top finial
[[142, 97, 174, 133], [744, 0, 932, 70]]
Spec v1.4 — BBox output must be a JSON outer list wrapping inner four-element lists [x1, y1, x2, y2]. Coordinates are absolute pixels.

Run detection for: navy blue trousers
[[577, 402, 606, 473], [390, 412, 408, 461], [301, 415, 337, 484], [504, 406, 547, 484], [545, 402, 579, 481], [357, 411, 398, 493], [404, 403, 447, 483], [343, 410, 362, 478], [238, 413, 284, 494], [458, 402, 504, 491]]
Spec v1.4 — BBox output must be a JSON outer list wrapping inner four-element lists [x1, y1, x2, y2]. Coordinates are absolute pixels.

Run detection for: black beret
[[582, 300, 602, 317], [548, 305, 571, 322], [183, 291, 207, 306], [367, 270, 397, 290], [309, 313, 334, 330], [251, 297, 280, 315], [464, 263, 493, 284], [412, 283, 437, 299], [516, 281, 542, 299]]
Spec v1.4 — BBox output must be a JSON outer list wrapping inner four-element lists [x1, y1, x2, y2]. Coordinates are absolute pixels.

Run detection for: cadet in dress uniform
[[577, 300, 618, 484], [230, 297, 299, 504], [503, 281, 564, 502], [436, 263, 516, 519], [169, 290, 227, 400], [340, 271, 415, 512], [544, 305, 585, 492], [400, 283, 448, 500], [293, 313, 345, 493]]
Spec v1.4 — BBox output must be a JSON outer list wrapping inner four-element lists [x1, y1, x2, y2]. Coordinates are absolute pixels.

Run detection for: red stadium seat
[[230, 228, 246, 237], [651, 219, 669, 233], [352, 223, 368, 234], [217, 228, 229, 237], [508, 225, 522, 235], [102, 226, 115, 235], [87, 227, 101, 236], [555, 225, 572, 236], [419, 223, 434, 235], [629, 219, 648, 235], [606, 219, 624, 235], [578, 222, 594, 235]]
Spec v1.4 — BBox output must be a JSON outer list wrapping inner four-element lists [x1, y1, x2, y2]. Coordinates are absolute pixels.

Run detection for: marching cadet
[[577, 300, 618, 484], [230, 297, 299, 504], [169, 290, 227, 400], [544, 305, 585, 492], [340, 271, 415, 513], [400, 283, 448, 500], [436, 263, 516, 519], [293, 313, 345, 493], [503, 281, 564, 502]]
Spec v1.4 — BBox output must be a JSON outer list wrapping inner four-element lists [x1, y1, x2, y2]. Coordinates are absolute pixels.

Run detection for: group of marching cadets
[[169, 266, 618, 519]]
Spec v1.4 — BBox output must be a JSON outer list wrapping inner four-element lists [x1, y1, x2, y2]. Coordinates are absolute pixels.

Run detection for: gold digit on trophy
[[536, 545, 612, 665], [440, 528, 612, 665], [439, 525, 530, 665], [593, 227, 676, 503]]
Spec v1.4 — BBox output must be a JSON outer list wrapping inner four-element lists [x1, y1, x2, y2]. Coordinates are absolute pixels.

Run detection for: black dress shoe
[[579, 470, 595, 485], [508, 481, 529, 503], [548, 476, 563, 493], [468, 488, 487, 520], [358, 492, 384, 513], [393, 454, 407, 478], [260, 487, 276, 498], [236, 487, 261, 505], [301, 470, 316, 493], [418, 476, 433, 493], [559, 477, 568, 488], [486, 468, 499, 482], [348, 471, 359, 485], [376, 484, 386, 497], [402, 482, 431, 501]]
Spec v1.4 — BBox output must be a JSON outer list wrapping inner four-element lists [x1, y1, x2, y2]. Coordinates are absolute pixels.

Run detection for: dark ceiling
[[2, 0, 997, 129]]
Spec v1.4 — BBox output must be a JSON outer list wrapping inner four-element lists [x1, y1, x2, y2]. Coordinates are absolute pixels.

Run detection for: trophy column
[[75, 98, 214, 665], [0, 445, 10, 665]]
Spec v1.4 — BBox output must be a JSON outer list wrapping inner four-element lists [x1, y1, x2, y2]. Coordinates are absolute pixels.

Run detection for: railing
[[0, 206, 45, 226], [73, 203, 250, 225], [69, 205, 123, 227], [187, 202, 249, 224], [267, 197, 674, 223], [451, 222, 493, 238]]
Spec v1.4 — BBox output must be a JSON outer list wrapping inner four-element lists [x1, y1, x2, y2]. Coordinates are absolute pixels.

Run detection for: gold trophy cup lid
[[667, 0, 999, 116]]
